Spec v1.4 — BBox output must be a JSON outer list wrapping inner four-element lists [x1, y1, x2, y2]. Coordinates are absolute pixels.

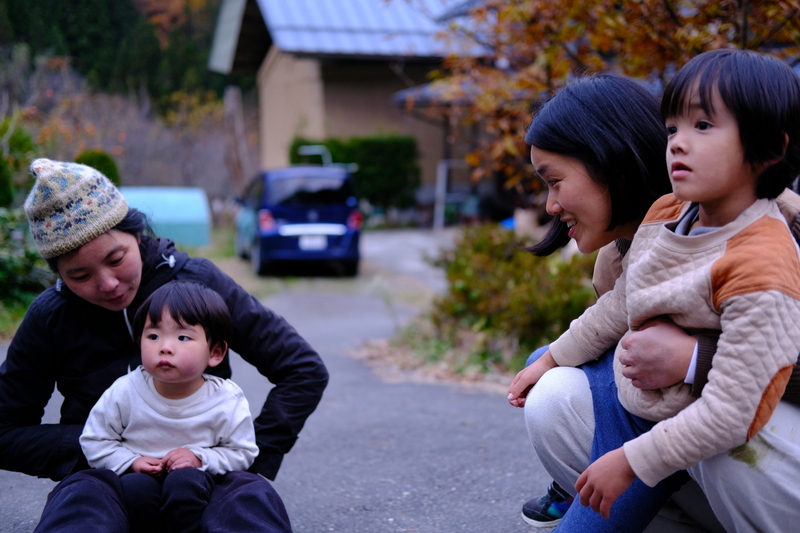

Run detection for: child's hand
[[507, 351, 558, 407], [575, 447, 636, 519], [131, 456, 163, 475], [162, 448, 202, 472]]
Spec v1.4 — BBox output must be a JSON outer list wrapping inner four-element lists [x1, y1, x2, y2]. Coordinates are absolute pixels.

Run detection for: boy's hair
[[525, 74, 672, 256], [133, 281, 233, 352], [661, 48, 800, 199]]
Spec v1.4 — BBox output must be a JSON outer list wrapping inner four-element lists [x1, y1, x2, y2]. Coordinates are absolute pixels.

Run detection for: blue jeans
[[525, 345, 550, 367], [526, 347, 687, 532]]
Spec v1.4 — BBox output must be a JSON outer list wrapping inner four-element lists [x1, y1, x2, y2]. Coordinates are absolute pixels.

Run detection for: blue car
[[235, 166, 362, 276]]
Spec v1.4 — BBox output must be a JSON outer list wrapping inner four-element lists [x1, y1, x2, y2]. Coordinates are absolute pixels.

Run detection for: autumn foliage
[[413, 0, 800, 187]]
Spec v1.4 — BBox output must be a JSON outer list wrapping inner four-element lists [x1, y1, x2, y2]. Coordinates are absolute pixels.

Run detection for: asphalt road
[[0, 229, 548, 532]]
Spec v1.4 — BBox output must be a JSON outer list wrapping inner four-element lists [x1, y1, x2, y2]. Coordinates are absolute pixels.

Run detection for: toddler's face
[[665, 90, 760, 224], [140, 311, 223, 397]]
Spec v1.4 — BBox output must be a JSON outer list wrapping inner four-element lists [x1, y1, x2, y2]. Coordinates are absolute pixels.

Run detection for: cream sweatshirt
[[80, 366, 258, 475]]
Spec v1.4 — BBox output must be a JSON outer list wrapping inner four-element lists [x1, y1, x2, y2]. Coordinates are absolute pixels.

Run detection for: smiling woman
[[530, 147, 633, 254], [507, 74, 694, 532]]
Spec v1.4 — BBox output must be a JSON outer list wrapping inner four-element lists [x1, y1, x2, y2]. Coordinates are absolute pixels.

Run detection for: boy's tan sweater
[[549, 194, 800, 487]]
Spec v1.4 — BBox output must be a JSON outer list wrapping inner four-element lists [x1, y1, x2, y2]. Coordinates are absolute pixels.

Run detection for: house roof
[[209, 0, 474, 74]]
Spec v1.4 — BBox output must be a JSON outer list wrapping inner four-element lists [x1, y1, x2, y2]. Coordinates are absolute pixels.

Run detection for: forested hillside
[[0, 0, 251, 107], [0, 0, 259, 204]]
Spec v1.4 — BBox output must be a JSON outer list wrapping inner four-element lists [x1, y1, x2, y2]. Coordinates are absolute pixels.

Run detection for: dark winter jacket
[[0, 236, 328, 481]]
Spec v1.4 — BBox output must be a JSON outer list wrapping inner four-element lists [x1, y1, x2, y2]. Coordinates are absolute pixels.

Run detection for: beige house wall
[[257, 47, 325, 170], [257, 51, 444, 186], [321, 61, 443, 187]]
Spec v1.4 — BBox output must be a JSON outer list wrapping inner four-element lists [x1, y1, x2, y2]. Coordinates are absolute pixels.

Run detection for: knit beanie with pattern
[[24, 158, 129, 259]]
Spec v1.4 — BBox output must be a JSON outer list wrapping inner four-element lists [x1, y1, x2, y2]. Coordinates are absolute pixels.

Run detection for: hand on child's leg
[[575, 447, 636, 519]]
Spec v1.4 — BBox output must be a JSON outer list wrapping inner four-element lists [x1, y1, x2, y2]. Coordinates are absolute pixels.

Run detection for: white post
[[433, 160, 449, 231], [433, 159, 469, 230]]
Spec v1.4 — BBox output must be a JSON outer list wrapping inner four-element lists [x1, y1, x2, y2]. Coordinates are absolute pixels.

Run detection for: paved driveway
[[0, 228, 550, 532]]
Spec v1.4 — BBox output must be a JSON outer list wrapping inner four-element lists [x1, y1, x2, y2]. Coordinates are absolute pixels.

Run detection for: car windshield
[[268, 174, 355, 206]]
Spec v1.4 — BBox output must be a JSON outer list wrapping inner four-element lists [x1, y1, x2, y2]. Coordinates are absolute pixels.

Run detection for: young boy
[[509, 48, 800, 526], [80, 281, 259, 533]]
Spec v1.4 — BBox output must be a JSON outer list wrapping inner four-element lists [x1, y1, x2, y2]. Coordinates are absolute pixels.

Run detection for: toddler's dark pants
[[122, 468, 213, 533], [33, 468, 293, 533]]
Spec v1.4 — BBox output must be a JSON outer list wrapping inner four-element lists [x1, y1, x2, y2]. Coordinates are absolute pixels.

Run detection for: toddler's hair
[[661, 48, 800, 199], [133, 280, 233, 352]]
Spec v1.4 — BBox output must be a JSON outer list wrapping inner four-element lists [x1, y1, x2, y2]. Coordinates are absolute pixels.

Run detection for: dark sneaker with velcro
[[521, 481, 574, 529]]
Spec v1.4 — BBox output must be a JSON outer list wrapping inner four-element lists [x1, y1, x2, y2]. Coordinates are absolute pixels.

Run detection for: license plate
[[299, 235, 327, 250]]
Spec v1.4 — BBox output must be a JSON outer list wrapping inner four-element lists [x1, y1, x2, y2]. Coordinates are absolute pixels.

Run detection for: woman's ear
[[207, 341, 227, 368]]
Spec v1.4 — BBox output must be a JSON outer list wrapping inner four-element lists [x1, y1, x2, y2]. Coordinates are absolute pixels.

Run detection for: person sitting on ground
[[80, 280, 259, 533], [0, 158, 328, 532]]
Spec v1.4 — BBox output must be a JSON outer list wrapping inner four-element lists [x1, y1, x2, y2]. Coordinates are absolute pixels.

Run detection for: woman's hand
[[131, 456, 163, 475], [507, 350, 558, 408], [619, 317, 695, 389], [575, 447, 635, 519], [162, 448, 202, 472]]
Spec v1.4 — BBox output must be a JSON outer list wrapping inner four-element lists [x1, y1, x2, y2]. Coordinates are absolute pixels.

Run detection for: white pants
[[525, 367, 800, 533]]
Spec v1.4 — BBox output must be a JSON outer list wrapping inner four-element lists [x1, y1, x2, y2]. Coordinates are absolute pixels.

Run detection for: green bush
[[0, 117, 38, 202], [419, 224, 597, 373], [290, 135, 420, 210], [75, 150, 121, 186], [0, 207, 54, 305], [0, 157, 11, 208]]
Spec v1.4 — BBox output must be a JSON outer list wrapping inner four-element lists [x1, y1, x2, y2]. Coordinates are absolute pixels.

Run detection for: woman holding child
[[509, 50, 800, 533], [0, 158, 329, 531]]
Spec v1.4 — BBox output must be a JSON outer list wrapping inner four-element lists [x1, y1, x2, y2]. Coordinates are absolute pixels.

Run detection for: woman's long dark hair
[[525, 74, 672, 256]]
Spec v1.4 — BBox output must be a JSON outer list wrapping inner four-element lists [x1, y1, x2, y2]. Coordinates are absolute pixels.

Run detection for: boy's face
[[140, 310, 225, 398], [665, 89, 761, 226]]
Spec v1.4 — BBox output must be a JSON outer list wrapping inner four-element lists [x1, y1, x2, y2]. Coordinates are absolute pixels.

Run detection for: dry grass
[[352, 335, 515, 395]]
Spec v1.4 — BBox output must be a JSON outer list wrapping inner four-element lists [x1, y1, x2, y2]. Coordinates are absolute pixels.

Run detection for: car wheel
[[341, 259, 359, 277], [251, 239, 268, 276]]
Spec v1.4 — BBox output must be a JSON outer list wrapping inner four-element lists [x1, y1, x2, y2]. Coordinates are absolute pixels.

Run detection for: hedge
[[290, 135, 420, 210]]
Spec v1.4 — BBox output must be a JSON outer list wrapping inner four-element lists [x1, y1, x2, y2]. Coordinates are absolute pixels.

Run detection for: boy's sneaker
[[521, 481, 574, 529]]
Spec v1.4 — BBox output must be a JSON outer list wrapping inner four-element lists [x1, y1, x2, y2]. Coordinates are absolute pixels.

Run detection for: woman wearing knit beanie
[[0, 159, 328, 532]]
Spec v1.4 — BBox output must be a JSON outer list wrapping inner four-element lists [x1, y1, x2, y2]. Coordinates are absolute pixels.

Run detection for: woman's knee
[[36, 470, 128, 533], [203, 472, 292, 532], [523, 366, 595, 491], [524, 366, 593, 440]]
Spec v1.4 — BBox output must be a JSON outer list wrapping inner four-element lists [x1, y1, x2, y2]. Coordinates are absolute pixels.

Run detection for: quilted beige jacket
[[550, 194, 800, 487]]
